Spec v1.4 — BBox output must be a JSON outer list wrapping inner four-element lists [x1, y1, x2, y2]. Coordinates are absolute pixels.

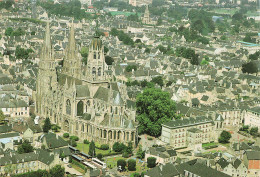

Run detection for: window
[[66, 99, 71, 115], [98, 67, 101, 76], [92, 67, 96, 75]]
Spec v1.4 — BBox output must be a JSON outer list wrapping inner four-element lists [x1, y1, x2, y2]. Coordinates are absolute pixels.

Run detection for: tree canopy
[[89, 141, 96, 157], [43, 118, 51, 133], [218, 130, 231, 143], [136, 88, 176, 136], [242, 61, 258, 74], [249, 51, 260, 60], [17, 140, 34, 154], [39, 0, 93, 20]]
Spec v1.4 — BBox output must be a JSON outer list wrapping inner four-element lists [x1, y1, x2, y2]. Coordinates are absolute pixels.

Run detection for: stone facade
[[243, 107, 260, 132], [35, 23, 137, 146], [161, 116, 221, 149]]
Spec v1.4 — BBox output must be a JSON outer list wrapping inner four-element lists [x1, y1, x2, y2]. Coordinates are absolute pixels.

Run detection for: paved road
[[64, 163, 83, 176]]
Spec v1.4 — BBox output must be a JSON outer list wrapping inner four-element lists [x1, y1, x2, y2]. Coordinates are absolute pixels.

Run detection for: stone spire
[[41, 21, 53, 61], [66, 23, 77, 59], [62, 23, 81, 79]]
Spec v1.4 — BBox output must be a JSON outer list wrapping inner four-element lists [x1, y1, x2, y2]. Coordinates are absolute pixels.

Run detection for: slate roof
[[245, 151, 260, 160], [163, 117, 213, 129], [0, 125, 12, 133], [76, 85, 90, 97], [39, 133, 68, 149], [217, 158, 229, 169], [94, 87, 109, 102], [0, 149, 56, 166]]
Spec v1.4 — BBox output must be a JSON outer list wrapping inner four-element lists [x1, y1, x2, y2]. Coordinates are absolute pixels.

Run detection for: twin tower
[[36, 22, 110, 116]]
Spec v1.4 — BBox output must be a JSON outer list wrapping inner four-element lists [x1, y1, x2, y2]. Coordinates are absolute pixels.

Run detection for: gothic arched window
[[77, 101, 84, 116], [92, 67, 96, 75], [98, 67, 101, 76], [66, 99, 71, 115]]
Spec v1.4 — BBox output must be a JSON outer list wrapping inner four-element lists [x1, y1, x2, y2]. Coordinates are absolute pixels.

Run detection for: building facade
[[243, 107, 260, 132], [35, 23, 137, 146], [161, 116, 220, 149]]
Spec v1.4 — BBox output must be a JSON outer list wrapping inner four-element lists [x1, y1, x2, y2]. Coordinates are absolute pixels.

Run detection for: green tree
[[151, 76, 164, 88], [97, 153, 103, 161], [242, 61, 258, 74], [147, 157, 157, 168], [43, 117, 51, 133], [17, 140, 34, 154], [113, 142, 126, 152], [145, 48, 150, 53], [117, 159, 126, 171], [105, 56, 114, 65], [220, 35, 227, 40], [80, 47, 88, 65], [89, 140, 96, 157], [243, 34, 253, 43], [126, 142, 133, 155], [250, 127, 258, 136], [190, 54, 199, 65], [5, 27, 13, 36], [15, 46, 33, 59], [63, 133, 69, 138], [128, 159, 136, 171], [218, 130, 232, 143], [136, 145, 145, 159], [136, 88, 176, 136], [249, 51, 260, 60], [49, 165, 65, 177]]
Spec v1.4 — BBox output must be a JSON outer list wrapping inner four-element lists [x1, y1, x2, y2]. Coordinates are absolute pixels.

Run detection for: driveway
[[64, 164, 83, 176]]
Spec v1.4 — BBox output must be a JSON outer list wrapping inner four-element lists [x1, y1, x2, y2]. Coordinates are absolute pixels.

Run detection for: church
[[36, 22, 137, 146]]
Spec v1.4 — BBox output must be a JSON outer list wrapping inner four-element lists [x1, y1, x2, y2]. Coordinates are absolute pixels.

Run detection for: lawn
[[71, 163, 85, 174], [106, 156, 128, 169], [106, 157, 149, 175], [202, 142, 218, 148], [76, 143, 115, 156]]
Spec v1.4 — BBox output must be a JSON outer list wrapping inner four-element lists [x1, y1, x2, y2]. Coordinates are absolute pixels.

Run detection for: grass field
[[106, 157, 149, 175], [202, 142, 218, 148], [71, 163, 85, 174], [76, 143, 114, 155]]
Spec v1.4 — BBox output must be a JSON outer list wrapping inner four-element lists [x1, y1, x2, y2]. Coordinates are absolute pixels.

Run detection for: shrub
[[97, 153, 103, 161], [84, 139, 90, 144], [122, 151, 129, 158], [147, 137, 153, 140], [128, 159, 136, 171], [63, 133, 69, 138], [70, 140, 77, 147], [130, 173, 140, 177], [147, 157, 156, 168], [70, 136, 79, 141], [117, 159, 126, 171], [113, 142, 126, 152], [100, 144, 109, 150]]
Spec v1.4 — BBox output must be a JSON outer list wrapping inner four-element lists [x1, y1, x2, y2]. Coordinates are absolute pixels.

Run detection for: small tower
[[142, 5, 150, 24], [84, 31, 108, 83], [36, 22, 57, 115], [62, 23, 81, 79]]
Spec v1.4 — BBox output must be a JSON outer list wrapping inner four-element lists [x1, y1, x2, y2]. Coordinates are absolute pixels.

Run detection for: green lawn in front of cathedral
[[106, 156, 149, 175], [76, 143, 114, 156]]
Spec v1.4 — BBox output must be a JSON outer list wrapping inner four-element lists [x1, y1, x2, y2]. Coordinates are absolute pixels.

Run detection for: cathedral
[[36, 22, 137, 146]]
